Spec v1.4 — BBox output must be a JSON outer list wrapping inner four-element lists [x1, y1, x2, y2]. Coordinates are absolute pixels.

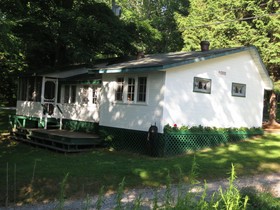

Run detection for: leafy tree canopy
[[0, 0, 141, 71], [98, 0, 189, 53], [175, 0, 279, 80]]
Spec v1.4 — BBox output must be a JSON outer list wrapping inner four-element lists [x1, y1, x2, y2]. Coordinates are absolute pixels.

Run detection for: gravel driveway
[[2, 172, 279, 210]]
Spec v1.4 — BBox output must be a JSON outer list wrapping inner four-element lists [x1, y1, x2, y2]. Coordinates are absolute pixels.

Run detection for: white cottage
[[93, 46, 273, 134], [12, 45, 273, 154]]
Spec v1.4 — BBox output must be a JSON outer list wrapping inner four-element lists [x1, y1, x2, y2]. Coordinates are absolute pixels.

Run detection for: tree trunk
[[268, 90, 279, 125]]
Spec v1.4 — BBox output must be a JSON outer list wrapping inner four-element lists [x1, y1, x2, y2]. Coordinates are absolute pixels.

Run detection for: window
[[64, 85, 70, 103], [193, 77, 211, 94], [115, 77, 124, 101], [137, 77, 147, 102], [127, 78, 135, 101], [82, 85, 89, 104], [115, 76, 147, 103], [71, 85, 76, 103], [64, 85, 76, 103], [92, 87, 99, 104], [232, 83, 246, 97], [18, 77, 42, 102]]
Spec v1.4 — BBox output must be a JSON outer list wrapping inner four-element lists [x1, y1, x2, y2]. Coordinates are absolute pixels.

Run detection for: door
[[42, 78, 58, 115]]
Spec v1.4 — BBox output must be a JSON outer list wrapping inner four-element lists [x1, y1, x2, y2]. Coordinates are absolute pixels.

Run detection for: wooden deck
[[11, 128, 104, 152]]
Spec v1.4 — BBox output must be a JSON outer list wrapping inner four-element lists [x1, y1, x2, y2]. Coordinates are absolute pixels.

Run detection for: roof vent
[[200, 41, 210, 51]]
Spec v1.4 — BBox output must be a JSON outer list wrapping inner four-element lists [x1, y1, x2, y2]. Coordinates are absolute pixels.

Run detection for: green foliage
[[99, 0, 188, 53], [241, 187, 280, 210], [0, 109, 16, 133], [0, 0, 139, 71], [91, 162, 250, 209], [95, 186, 105, 210], [56, 173, 69, 210], [175, 0, 279, 80], [0, 10, 26, 105], [163, 124, 263, 134], [115, 177, 125, 210], [215, 164, 249, 210]]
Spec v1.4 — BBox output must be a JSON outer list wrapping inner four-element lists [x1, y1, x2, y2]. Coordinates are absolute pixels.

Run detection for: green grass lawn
[[0, 133, 279, 206], [0, 109, 280, 206]]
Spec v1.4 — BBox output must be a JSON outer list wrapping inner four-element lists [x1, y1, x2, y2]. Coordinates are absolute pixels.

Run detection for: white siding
[[162, 51, 265, 130], [16, 101, 99, 122], [16, 101, 42, 118], [99, 72, 165, 132]]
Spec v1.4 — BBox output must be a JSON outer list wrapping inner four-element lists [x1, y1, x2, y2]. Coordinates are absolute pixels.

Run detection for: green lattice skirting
[[100, 126, 263, 157]]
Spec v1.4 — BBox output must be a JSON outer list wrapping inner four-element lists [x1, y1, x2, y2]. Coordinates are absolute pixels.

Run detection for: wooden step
[[11, 128, 103, 153]]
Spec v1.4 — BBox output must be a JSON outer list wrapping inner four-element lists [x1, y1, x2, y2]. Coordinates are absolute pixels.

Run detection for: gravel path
[[2, 172, 279, 210]]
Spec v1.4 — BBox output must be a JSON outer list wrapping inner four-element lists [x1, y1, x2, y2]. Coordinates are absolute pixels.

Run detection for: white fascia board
[[40, 67, 90, 78], [248, 47, 273, 90]]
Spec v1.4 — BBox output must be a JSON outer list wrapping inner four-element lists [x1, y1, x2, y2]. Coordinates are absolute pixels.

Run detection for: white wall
[[99, 72, 165, 132], [16, 101, 43, 118], [162, 51, 265, 130], [16, 101, 99, 122], [56, 103, 99, 122]]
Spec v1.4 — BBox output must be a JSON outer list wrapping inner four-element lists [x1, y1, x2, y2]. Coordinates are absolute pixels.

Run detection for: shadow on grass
[[0, 133, 279, 206]]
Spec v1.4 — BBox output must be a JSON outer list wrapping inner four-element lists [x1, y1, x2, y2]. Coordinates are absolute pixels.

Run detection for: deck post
[[44, 116, 47, 129], [59, 117, 62, 130]]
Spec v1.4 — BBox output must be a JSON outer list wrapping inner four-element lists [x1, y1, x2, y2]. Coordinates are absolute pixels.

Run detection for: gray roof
[[91, 46, 273, 90], [92, 47, 247, 73]]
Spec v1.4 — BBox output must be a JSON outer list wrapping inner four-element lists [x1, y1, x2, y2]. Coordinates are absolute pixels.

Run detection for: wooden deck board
[[12, 128, 103, 152], [31, 128, 100, 139]]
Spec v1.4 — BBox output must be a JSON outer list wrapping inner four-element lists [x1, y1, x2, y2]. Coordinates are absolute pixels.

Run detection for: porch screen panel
[[35, 77, 42, 102], [82, 85, 89, 104], [71, 85, 76, 103], [27, 77, 35, 101], [64, 85, 70, 103], [18, 77, 27, 101]]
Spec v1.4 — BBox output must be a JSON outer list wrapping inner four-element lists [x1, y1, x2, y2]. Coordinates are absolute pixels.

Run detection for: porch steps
[[11, 128, 104, 153]]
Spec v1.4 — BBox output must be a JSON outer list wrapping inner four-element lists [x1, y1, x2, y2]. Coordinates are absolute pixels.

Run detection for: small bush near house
[[163, 124, 263, 134]]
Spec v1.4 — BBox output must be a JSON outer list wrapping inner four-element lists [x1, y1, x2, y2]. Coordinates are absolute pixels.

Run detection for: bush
[[241, 187, 280, 210], [163, 124, 263, 134]]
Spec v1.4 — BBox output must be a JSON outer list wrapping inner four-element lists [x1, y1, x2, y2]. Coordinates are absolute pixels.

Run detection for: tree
[[0, 9, 26, 105], [0, 0, 140, 104], [175, 0, 280, 126], [98, 0, 189, 53]]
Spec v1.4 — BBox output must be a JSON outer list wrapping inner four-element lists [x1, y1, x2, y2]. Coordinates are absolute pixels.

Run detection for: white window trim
[[232, 82, 246, 97], [115, 75, 148, 105]]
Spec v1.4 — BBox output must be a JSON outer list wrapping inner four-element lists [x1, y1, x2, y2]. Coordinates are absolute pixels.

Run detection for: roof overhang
[[40, 67, 91, 79], [247, 46, 273, 90], [89, 46, 273, 90]]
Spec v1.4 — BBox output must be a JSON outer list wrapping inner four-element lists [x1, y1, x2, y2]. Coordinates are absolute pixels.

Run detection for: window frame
[[63, 84, 76, 104], [193, 77, 212, 94], [137, 77, 147, 102], [115, 76, 148, 104], [232, 82, 246, 97]]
